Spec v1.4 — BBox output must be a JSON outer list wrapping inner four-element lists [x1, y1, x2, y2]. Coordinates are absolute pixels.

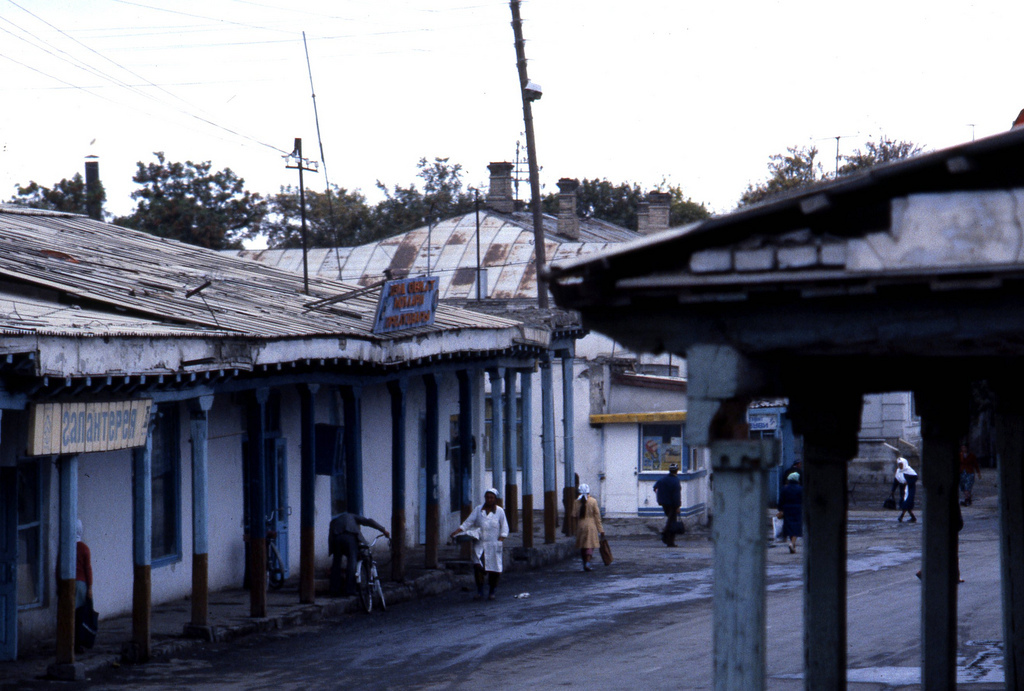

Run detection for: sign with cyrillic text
[[28, 399, 153, 456], [372, 276, 439, 334]]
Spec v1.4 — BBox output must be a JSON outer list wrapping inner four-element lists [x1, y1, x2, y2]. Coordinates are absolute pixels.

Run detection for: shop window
[[639, 423, 688, 473], [17, 460, 46, 608], [151, 403, 181, 564], [483, 395, 523, 471]]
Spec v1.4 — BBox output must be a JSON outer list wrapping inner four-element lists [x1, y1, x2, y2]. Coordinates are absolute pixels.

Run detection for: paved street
[[11, 495, 1006, 690]]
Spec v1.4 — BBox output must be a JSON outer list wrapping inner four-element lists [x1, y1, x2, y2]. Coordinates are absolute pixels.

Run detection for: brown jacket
[[575, 496, 604, 550]]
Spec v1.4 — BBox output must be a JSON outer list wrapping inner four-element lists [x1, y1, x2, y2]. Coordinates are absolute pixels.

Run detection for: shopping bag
[[75, 597, 99, 650], [772, 515, 784, 539], [599, 538, 613, 566], [883, 490, 897, 510]]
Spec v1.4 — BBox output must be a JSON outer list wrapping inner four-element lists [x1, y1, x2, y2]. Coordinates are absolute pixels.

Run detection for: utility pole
[[510, 0, 547, 309], [285, 138, 319, 295]]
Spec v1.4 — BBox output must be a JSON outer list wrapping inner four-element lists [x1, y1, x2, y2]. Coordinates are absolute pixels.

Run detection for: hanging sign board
[[372, 276, 439, 334], [748, 413, 779, 432], [27, 399, 153, 456]]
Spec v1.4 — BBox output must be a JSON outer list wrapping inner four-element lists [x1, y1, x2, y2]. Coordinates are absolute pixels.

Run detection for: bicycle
[[266, 511, 285, 590], [356, 533, 389, 612]]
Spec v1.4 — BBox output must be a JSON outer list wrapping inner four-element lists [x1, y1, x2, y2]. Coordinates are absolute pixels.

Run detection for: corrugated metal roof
[[234, 209, 642, 300], [0, 206, 524, 340]]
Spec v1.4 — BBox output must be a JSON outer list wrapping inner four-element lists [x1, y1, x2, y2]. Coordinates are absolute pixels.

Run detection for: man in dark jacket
[[653, 464, 683, 546], [328, 512, 389, 596]]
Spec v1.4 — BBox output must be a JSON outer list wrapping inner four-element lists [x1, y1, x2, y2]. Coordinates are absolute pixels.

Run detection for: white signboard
[[748, 414, 778, 432], [28, 399, 153, 456]]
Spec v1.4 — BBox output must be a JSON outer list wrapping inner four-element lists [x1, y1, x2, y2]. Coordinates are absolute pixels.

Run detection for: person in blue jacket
[[653, 464, 683, 546], [778, 472, 803, 554]]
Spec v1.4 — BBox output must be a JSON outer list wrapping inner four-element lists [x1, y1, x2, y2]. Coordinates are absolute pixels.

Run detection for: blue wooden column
[[55, 454, 78, 667], [341, 385, 364, 515], [560, 351, 576, 536], [388, 379, 407, 582], [131, 413, 155, 661], [994, 378, 1024, 690], [187, 395, 214, 633], [246, 389, 269, 618], [488, 369, 504, 500], [299, 384, 318, 604], [503, 368, 519, 532], [540, 353, 557, 544], [423, 373, 440, 568], [457, 370, 475, 521], [520, 368, 534, 548]]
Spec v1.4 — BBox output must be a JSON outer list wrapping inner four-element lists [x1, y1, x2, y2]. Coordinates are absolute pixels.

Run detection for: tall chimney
[[486, 162, 515, 213], [84, 155, 102, 221], [556, 178, 580, 240], [637, 191, 671, 235]]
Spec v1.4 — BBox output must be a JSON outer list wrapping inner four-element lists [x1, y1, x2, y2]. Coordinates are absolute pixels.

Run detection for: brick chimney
[[84, 155, 102, 221], [486, 162, 515, 213], [556, 178, 580, 240], [637, 191, 671, 235]]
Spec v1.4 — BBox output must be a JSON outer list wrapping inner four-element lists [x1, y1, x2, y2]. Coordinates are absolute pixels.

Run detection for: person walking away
[[328, 512, 389, 597], [959, 444, 981, 506], [575, 484, 605, 572], [653, 463, 682, 546], [55, 520, 93, 654], [896, 457, 918, 523], [450, 488, 509, 600], [778, 473, 803, 554]]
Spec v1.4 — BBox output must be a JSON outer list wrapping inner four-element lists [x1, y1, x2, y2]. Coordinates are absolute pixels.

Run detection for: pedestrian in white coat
[[450, 488, 509, 600]]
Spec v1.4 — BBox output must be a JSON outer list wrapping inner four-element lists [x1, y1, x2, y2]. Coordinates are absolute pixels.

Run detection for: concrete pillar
[[540, 353, 557, 544], [341, 385, 364, 515], [520, 368, 535, 549], [993, 380, 1024, 689], [424, 374, 440, 569], [915, 384, 969, 691], [186, 395, 214, 634], [789, 390, 862, 690], [504, 368, 519, 532], [131, 415, 155, 661], [246, 389, 269, 618], [299, 384, 318, 604], [388, 379, 407, 582], [488, 369, 504, 498]]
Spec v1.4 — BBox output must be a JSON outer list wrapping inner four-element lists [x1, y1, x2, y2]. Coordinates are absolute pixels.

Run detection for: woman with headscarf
[[450, 488, 509, 600], [896, 457, 919, 523], [575, 484, 605, 572], [778, 472, 803, 554]]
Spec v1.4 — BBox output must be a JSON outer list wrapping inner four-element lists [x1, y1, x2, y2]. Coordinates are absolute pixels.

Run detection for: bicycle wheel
[[358, 559, 373, 613], [373, 566, 386, 612]]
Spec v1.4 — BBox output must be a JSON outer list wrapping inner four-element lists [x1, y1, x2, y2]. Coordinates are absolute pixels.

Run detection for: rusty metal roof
[[234, 209, 642, 301], [0, 205, 525, 341]]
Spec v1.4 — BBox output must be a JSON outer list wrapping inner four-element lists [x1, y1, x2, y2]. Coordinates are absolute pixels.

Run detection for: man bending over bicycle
[[328, 512, 389, 597]]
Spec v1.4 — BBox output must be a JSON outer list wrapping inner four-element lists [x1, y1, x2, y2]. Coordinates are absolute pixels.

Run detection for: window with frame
[[17, 460, 46, 608], [483, 395, 523, 471], [639, 423, 688, 473], [151, 403, 181, 564]]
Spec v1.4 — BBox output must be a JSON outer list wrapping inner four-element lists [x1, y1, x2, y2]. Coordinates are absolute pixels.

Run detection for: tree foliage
[[740, 136, 924, 207], [542, 178, 710, 230], [113, 152, 265, 250], [8, 173, 105, 217], [261, 185, 369, 249]]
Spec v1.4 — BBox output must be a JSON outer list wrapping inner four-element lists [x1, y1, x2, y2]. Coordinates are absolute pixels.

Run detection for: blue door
[[0, 467, 17, 661]]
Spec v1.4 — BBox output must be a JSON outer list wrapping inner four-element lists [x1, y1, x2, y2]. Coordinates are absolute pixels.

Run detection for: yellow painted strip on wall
[[589, 411, 687, 425]]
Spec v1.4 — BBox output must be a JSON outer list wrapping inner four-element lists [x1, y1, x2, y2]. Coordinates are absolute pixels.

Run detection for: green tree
[[9, 173, 105, 217], [114, 152, 265, 250], [261, 185, 370, 249], [739, 145, 823, 207], [837, 137, 924, 176], [367, 157, 475, 242], [542, 179, 709, 230]]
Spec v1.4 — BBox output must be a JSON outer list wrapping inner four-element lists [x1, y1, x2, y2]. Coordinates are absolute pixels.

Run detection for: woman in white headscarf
[[450, 488, 509, 600], [575, 484, 605, 572], [895, 457, 919, 523]]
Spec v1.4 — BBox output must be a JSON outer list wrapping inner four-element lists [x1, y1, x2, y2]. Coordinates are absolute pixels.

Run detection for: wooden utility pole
[[510, 0, 547, 309], [285, 138, 318, 295]]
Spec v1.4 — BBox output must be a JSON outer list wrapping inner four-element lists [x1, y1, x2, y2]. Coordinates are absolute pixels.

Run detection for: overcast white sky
[[2, 0, 1023, 241]]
